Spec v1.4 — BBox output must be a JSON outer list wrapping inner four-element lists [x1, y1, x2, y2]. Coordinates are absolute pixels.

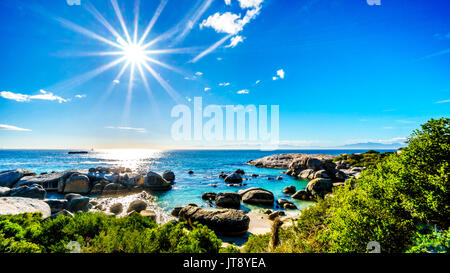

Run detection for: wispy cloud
[[75, 94, 87, 99], [0, 124, 32, 132], [219, 82, 230, 86], [435, 99, 450, 104], [396, 119, 416, 124], [416, 48, 450, 61], [346, 137, 407, 145], [255, 80, 261, 85], [190, 34, 233, 63], [204, 87, 211, 92], [226, 35, 245, 48], [195, 72, 203, 76], [0, 90, 68, 103], [105, 126, 147, 133], [237, 89, 249, 94]]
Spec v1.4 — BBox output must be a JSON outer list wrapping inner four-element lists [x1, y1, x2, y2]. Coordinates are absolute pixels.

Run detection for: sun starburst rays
[[56, 0, 192, 119]]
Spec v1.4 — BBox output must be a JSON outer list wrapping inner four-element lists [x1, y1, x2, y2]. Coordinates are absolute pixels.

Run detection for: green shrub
[[406, 228, 450, 253], [0, 212, 222, 253]]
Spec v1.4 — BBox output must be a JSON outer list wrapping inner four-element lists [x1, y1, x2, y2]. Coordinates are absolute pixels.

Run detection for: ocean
[[0, 149, 392, 214]]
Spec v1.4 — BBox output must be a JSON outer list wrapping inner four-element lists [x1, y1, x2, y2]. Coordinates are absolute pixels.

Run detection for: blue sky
[[0, 0, 449, 149]]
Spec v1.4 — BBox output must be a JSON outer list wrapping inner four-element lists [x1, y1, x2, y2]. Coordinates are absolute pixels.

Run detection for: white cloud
[[0, 90, 68, 103], [105, 126, 146, 133], [200, 12, 243, 35], [237, 89, 249, 94], [113, 80, 120, 84], [272, 69, 285, 81], [225, 0, 232, 5], [435, 99, 450, 104], [238, 0, 264, 9], [217, 57, 223, 61], [0, 124, 32, 132], [75, 94, 86, 99], [204, 87, 211, 92], [226, 35, 245, 48], [200, 4, 262, 35], [219, 82, 230, 86], [255, 80, 261, 84], [0, 91, 29, 102], [195, 72, 203, 76]]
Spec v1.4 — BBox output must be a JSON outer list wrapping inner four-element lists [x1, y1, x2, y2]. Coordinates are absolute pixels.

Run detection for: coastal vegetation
[[0, 212, 223, 253], [332, 150, 394, 168], [244, 118, 449, 253]]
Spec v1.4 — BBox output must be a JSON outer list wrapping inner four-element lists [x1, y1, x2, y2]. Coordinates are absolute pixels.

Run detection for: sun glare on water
[[96, 149, 163, 172]]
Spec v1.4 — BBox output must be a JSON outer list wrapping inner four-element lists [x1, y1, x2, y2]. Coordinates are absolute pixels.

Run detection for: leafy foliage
[[0, 212, 223, 253], [333, 150, 393, 168]]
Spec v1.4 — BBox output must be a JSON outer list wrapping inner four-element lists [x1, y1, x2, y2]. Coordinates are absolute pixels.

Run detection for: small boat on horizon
[[68, 151, 89, 154]]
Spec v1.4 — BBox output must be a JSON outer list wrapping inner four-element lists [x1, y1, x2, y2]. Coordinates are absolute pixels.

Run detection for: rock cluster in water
[[0, 167, 174, 219], [248, 153, 365, 200]]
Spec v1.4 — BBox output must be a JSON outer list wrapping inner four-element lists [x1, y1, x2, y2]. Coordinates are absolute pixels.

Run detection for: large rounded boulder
[[63, 174, 90, 194], [215, 192, 241, 208], [162, 170, 175, 184], [0, 197, 51, 218], [143, 172, 172, 191], [0, 169, 35, 188], [178, 205, 250, 236], [224, 173, 243, 184], [9, 184, 46, 199], [306, 178, 334, 198], [238, 187, 274, 206]]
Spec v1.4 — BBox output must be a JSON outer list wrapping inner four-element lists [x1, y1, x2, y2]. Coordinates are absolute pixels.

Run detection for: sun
[[123, 43, 146, 64], [55, 0, 192, 113]]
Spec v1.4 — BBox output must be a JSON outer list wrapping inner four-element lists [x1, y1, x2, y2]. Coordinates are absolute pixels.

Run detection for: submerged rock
[[0, 197, 51, 218], [178, 205, 250, 236], [224, 173, 243, 184], [283, 185, 296, 194], [0, 169, 35, 188], [238, 187, 274, 206]]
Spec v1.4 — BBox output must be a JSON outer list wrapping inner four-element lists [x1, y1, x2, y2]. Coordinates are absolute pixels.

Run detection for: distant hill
[[340, 142, 407, 149]]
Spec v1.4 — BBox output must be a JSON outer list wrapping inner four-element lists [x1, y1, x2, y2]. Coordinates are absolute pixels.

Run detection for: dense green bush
[[0, 212, 223, 253], [333, 150, 393, 168]]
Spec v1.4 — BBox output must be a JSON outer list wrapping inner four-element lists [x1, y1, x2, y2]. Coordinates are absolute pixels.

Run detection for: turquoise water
[[0, 149, 390, 213]]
